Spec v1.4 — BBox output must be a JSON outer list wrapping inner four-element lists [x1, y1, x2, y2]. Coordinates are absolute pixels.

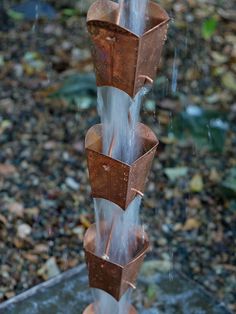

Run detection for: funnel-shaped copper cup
[[87, 0, 169, 98], [84, 224, 149, 301], [85, 123, 158, 210]]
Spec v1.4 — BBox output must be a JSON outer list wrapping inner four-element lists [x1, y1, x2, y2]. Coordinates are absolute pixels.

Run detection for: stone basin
[[0, 264, 231, 314]]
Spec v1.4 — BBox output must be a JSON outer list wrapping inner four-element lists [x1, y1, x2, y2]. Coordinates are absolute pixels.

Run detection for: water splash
[[118, 0, 148, 35]]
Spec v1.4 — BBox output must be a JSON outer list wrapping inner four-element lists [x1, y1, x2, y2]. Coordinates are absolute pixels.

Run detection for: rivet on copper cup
[[87, 0, 170, 98], [85, 123, 159, 210]]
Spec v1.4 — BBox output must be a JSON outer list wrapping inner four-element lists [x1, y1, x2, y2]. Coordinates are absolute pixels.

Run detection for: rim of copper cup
[[87, 0, 170, 38], [85, 123, 159, 168], [84, 223, 150, 300], [85, 123, 159, 209], [84, 223, 149, 269]]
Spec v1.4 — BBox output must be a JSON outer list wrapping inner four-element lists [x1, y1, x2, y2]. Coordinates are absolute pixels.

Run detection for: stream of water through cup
[[92, 1, 149, 313]]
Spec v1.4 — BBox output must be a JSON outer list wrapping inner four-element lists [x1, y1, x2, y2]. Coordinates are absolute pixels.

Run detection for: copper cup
[[87, 0, 170, 98], [84, 224, 149, 301], [85, 123, 158, 210]]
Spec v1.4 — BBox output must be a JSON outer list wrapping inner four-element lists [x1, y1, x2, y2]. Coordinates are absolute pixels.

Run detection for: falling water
[[171, 48, 178, 94], [92, 1, 149, 313], [118, 0, 148, 35], [97, 86, 147, 164], [92, 289, 132, 314], [94, 197, 142, 265]]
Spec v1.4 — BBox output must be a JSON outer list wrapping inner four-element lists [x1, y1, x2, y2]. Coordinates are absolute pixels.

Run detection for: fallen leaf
[[211, 51, 228, 64], [38, 257, 60, 280], [8, 202, 24, 217], [0, 120, 12, 135], [0, 214, 7, 225], [141, 260, 172, 276], [0, 164, 17, 177], [146, 284, 157, 303], [72, 226, 85, 240], [65, 177, 80, 191], [182, 218, 201, 231], [222, 72, 236, 92], [25, 207, 39, 218], [23, 253, 38, 263], [164, 167, 188, 181], [80, 215, 91, 229], [187, 197, 202, 209], [201, 17, 218, 40], [0, 55, 4, 67], [34, 244, 49, 253], [221, 264, 236, 272], [5, 291, 15, 299], [190, 174, 204, 192], [14, 238, 24, 249], [209, 168, 221, 183], [221, 168, 236, 197]]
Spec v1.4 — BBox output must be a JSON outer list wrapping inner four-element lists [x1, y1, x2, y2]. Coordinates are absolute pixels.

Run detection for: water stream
[[118, 0, 148, 36], [91, 1, 149, 313]]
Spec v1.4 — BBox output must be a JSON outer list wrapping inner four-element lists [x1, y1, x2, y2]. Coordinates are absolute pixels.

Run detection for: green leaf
[[147, 284, 157, 301], [222, 72, 236, 92], [164, 167, 188, 181], [50, 73, 97, 109], [7, 9, 24, 21], [170, 106, 229, 152], [62, 8, 79, 17], [0, 55, 4, 67], [221, 168, 236, 198], [202, 17, 218, 40]]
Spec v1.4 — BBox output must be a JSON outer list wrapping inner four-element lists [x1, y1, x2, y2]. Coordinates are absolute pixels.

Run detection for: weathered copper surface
[[83, 303, 137, 314], [87, 0, 170, 98], [85, 123, 159, 210], [84, 224, 149, 301]]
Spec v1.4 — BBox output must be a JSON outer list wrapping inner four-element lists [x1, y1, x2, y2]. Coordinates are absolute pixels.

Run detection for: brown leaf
[[8, 202, 24, 217], [187, 197, 202, 209], [25, 207, 39, 218], [80, 215, 91, 229], [34, 244, 49, 253], [209, 168, 221, 183], [5, 292, 15, 299], [23, 253, 39, 263], [182, 218, 201, 231], [14, 239, 24, 249], [0, 214, 7, 225], [189, 174, 204, 192], [0, 164, 17, 177]]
